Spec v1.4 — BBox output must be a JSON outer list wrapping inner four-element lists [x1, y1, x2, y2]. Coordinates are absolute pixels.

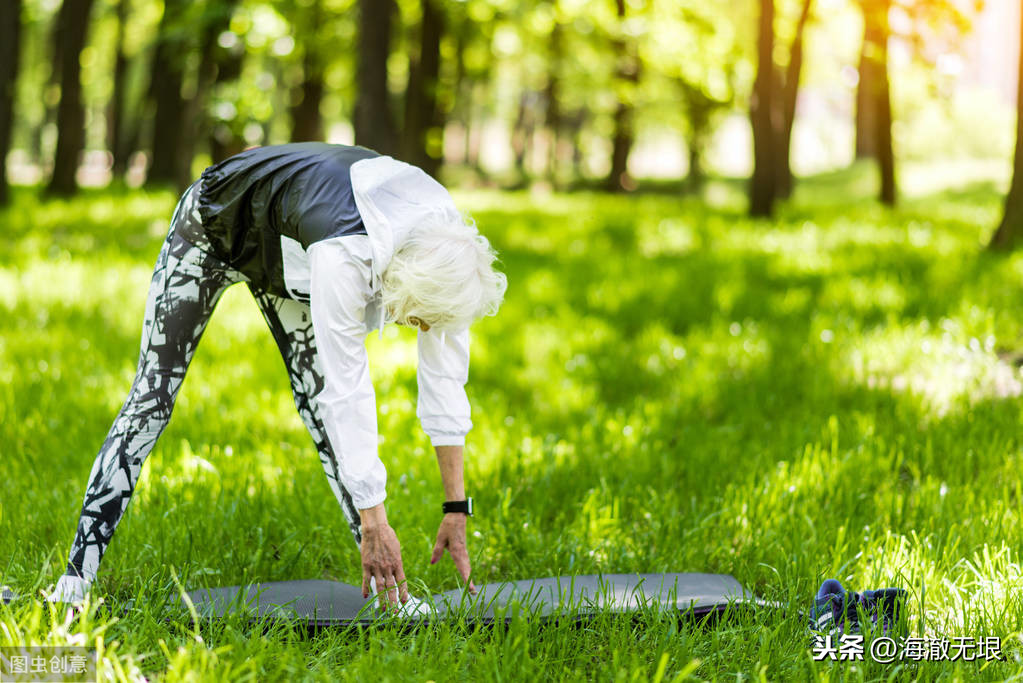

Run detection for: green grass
[[2, 166, 1023, 680]]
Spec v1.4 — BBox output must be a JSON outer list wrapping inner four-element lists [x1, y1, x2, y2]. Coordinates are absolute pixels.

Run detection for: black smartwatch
[[442, 497, 474, 516]]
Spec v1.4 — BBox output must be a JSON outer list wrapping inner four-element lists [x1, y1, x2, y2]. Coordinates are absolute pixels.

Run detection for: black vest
[[193, 143, 378, 297]]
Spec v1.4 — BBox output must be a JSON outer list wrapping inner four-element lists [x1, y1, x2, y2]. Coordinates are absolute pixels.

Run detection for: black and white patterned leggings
[[65, 184, 362, 582]]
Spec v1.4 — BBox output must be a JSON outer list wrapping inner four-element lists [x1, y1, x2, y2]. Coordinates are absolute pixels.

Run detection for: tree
[[46, 0, 97, 197], [290, 49, 325, 143], [445, 1, 499, 175], [854, 12, 883, 159], [0, 0, 23, 205], [604, 0, 641, 192], [107, 0, 131, 177], [679, 79, 728, 194], [146, 0, 191, 188], [749, 0, 777, 217], [748, 0, 814, 214], [450, 12, 473, 167], [873, 0, 896, 206], [188, 0, 241, 159], [146, 0, 235, 189], [775, 0, 813, 200], [854, 0, 973, 205], [354, 0, 398, 155], [207, 22, 247, 163], [646, 1, 741, 195], [544, 4, 564, 186], [509, 91, 541, 184], [857, 0, 896, 205], [990, 3, 1023, 250], [289, 0, 325, 143], [403, 0, 446, 177], [36, 8, 64, 169]]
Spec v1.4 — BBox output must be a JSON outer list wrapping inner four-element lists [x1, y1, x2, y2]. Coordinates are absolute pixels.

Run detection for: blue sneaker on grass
[[809, 578, 905, 636]]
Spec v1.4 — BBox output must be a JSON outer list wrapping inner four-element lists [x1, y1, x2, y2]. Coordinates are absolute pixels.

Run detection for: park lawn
[[2, 165, 1023, 681]]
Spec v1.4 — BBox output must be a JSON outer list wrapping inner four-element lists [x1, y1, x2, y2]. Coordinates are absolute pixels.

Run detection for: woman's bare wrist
[[360, 503, 388, 530]]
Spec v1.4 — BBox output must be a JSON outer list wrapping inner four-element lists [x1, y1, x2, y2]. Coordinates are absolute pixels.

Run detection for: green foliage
[[2, 170, 1023, 679], [8, 0, 1014, 190]]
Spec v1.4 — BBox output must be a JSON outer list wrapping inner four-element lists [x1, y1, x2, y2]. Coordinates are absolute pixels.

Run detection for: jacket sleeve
[[307, 236, 387, 509], [416, 327, 472, 446]]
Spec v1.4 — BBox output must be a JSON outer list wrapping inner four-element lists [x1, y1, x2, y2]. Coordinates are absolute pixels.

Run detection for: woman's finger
[[362, 569, 371, 599], [395, 566, 409, 604], [376, 571, 395, 606], [386, 573, 403, 607], [451, 544, 472, 584], [430, 536, 445, 565]]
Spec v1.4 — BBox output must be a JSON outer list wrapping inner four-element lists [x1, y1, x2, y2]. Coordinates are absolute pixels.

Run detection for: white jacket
[[304, 156, 472, 510]]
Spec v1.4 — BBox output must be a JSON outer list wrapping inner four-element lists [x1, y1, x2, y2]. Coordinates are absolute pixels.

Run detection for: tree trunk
[[354, 0, 397, 155], [749, 0, 777, 217], [680, 78, 714, 195], [856, 0, 896, 203], [146, 0, 190, 189], [466, 84, 484, 170], [46, 0, 97, 197], [990, 0, 1023, 250], [686, 144, 703, 194], [183, 0, 238, 172], [107, 0, 130, 176], [453, 22, 471, 166], [873, 0, 896, 206], [775, 0, 813, 200], [290, 52, 325, 142], [34, 8, 63, 168], [510, 93, 530, 180], [854, 17, 881, 160], [403, 0, 445, 176], [208, 29, 246, 163], [568, 108, 586, 182], [545, 7, 563, 185], [453, 18, 490, 174], [604, 0, 639, 192], [289, 0, 324, 143], [0, 0, 23, 206]]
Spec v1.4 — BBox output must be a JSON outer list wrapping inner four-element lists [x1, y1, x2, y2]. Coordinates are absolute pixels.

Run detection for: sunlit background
[[2, 0, 1020, 193], [3, 0, 1023, 679]]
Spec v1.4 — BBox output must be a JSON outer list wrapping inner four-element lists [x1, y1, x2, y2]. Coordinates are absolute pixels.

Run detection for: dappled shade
[[2, 171, 1022, 678]]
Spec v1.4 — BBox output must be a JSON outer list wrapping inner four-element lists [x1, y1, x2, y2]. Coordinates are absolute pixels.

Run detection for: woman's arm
[[309, 237, 408, 606], [359, 503, 409, 605], [416, 328, 472, 445], [435, 444, 466, 501], [308, 237, 387, 509], [431, 444, 475, 592], [416, 329, 476, 591]]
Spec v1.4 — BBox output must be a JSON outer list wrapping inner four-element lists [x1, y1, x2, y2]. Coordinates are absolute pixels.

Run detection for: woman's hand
[[431, 513, 477, 594], [360, 505, 409, 607]]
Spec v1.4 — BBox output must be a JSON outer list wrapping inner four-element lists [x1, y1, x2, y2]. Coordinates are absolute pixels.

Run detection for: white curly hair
[[381, 216, 507, 332]]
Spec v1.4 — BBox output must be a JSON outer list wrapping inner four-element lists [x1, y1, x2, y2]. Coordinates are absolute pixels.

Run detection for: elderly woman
[[50, 143, 507, 606]]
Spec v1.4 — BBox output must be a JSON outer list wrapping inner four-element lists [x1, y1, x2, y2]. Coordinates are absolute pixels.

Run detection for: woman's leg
[[249, 287, 363, 545], [63, 194, 243, 585]]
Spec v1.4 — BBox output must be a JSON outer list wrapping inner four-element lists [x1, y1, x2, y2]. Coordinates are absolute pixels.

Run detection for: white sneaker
[[368, 577, 435, 618], [394, 594, 435, 618], [46, 575, 91, 605]]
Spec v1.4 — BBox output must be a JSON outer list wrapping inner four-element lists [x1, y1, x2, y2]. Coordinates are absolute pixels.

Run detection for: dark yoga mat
[[181, 573, 764, 627]]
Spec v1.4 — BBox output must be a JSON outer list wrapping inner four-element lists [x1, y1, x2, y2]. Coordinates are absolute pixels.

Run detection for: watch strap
[[442, 498, 474, 516]]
